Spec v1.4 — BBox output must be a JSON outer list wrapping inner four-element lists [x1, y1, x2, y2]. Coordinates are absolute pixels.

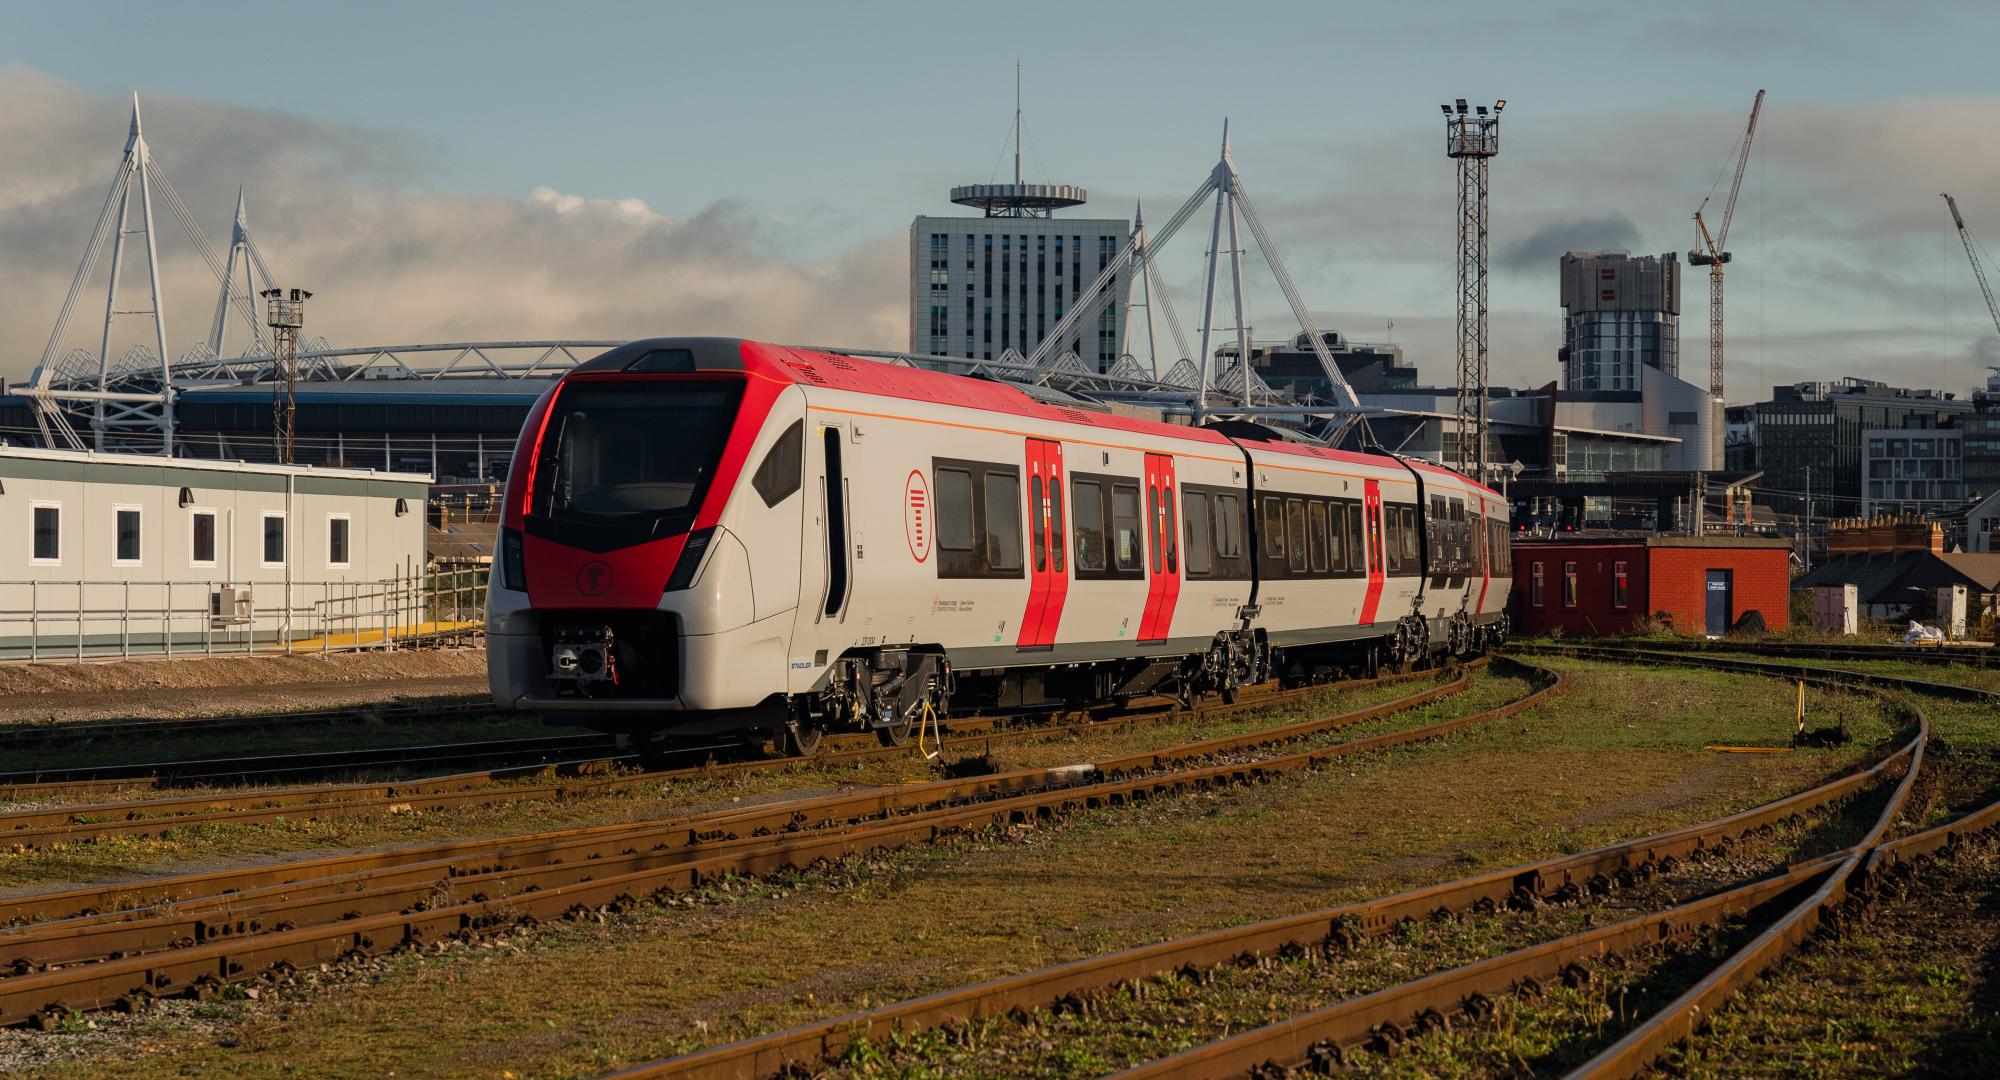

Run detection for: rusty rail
[[0, 663, 1514, 1026], [1115, 653, 1949, 1079], [0, 666, 1448, 851], [603, 660, 1930, 1080]]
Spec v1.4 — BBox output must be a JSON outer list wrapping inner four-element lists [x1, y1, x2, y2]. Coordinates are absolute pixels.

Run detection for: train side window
[[1049, 476, 1065, 573], [1161, 488, 1178, 574], [1215, 494, 1243, 559], [751, 420, 804, 507], [936, 468, 974, 551], [1345, 503, 1364, 575], [1261, 496, 1286, 559], [1072, 479, 1106, 571], [1112, 483, 1144, 571], [1384, 507, 1402, 574], [1286, 499, 1308, 574], [1030, 475, 1047, 572], [1308, 501, 1329, 573], [1400, 506, 1419, 566], [1183, 491, 1212, 576], [1148, 486, 1163, 574], [985, 471, 1023, 571]]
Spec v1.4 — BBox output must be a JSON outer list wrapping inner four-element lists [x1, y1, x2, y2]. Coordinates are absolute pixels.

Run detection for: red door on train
[[1016, 438, 1069, 647], [1359, 478, 1386, 626], [1138, 453, 1181, 643]]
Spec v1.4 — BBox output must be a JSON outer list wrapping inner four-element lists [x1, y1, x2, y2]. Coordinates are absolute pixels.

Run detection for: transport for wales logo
[[576, 561, 613, 597]]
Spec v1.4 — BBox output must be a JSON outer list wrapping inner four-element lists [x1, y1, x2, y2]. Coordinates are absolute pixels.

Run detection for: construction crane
[[1943, 193, 2000, 340], [1689, 89, 1765, 400]]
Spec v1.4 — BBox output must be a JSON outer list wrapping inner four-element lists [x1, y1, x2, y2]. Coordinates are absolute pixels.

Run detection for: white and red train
[[486, 337, 1512, 753]]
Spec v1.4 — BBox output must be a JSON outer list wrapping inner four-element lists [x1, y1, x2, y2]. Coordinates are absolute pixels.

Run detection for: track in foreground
[[0, 666, 1446, 850], [608, 645, 1986, 1079], [0, 660, 1543, 1028]]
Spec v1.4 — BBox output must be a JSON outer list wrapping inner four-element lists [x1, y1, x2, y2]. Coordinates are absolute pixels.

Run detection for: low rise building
[[0, 445, 430, 657], [1796, 515, 2000, 623], [1512, 536, 1792, 637]]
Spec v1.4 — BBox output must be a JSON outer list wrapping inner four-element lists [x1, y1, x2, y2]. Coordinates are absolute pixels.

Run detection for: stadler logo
[[576, 561, 614, 597]]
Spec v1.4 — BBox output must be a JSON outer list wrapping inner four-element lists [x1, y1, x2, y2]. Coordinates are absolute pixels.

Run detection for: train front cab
[[486, 339, 807, 735]]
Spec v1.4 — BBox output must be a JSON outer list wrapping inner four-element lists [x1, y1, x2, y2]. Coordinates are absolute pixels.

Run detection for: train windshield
[[531, 380, 743, 531]]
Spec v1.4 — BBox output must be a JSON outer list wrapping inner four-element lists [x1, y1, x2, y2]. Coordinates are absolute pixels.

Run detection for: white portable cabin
[[0, 445, 430, 658]]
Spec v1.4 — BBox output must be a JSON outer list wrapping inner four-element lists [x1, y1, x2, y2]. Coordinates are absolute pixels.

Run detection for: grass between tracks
[[0, 658, 1904, 1079], [1661, 833, 2000, 1079], [0, 677, 1432, 895]]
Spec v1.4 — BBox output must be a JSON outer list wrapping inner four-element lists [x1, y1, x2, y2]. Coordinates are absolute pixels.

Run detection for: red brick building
[[1512, 537, 1792, 637]]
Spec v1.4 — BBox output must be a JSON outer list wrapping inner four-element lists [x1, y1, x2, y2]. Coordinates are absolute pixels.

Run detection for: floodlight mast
[[1443, 98, 1502, 480]]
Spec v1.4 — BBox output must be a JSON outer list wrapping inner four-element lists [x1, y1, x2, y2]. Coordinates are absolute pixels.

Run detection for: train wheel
[[876, 716, 913, 748], [785, 718, 825, 757]]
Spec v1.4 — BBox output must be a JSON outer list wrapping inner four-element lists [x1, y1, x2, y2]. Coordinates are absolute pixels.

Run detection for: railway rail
[[0, 665, 1449, 850], [0, 658, 1548, 1028], [607, 645, 1990, 1080], [0, 733, 622, 788], [0, 695, 494, 752]]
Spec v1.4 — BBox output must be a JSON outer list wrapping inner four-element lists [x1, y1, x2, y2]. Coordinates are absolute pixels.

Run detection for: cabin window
[[1261, 496, 1286, 559], [1286, 499, 1308, 574], [328, 515, 352, 569], [1215, 494, 1243, 559], [1308, 501, 1330, 573], [190, 510, 217, 567], [113, 506, 142, 565], [261, 512, 287, 567], [1183, 491, 1212, 575], [1613, 561, 1629, 609], [1531, 561, 1545, 608], [1072, 479, 1106, 571], [1112, 483, 1144, 572], [751, 420, 804, 507], [1563, 561, 1578, 608], [984, 472, 1022, 571], [31, 503, 61, 563], [936, 468, 974, 551]]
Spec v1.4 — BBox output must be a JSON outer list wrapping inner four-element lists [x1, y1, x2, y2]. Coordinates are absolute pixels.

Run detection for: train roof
[[567, 338, 1501, 498], [571, 337, 1238, 449]]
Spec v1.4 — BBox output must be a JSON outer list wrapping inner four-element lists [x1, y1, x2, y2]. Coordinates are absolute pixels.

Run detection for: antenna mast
[[1014, 61, 1022, 187]]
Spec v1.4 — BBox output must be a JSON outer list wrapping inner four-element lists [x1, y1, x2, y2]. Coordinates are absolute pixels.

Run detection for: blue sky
[[5, 1, 2000, 399]]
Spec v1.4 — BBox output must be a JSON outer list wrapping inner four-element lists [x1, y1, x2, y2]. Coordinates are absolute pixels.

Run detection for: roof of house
[[1796, 550, 2000, 604]]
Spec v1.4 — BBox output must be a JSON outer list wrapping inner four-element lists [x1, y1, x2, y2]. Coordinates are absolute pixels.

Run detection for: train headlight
[[665, 528, 717, 592], [501, 527, 526, 592]]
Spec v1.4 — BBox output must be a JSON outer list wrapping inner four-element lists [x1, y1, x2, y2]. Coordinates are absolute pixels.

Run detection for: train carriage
[[486, 337, 1511, 754]]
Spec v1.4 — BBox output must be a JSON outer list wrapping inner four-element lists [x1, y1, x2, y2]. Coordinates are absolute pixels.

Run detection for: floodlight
[[1476, 106, 1488, 116], [1455, 98, 1468, 113], [1494, 99, 1506, 110]]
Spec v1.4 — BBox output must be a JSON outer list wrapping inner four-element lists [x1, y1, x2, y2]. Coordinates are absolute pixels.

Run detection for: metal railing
[[0, 566, 488, 663]]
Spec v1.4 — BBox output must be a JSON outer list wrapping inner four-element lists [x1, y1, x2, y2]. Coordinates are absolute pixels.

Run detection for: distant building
[[910, 180, 1130, 370], [1750, 378, 1971, 517], [1862, 428, 1964, 516], [1240, 331, 1419, 400], [1966, 381, 2000, 501], [1559, 251, 1681, 392], [1798, 515, 2000, 622]]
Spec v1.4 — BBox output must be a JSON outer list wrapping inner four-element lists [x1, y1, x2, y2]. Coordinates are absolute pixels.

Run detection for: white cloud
[[0, 68, 907, 381]]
